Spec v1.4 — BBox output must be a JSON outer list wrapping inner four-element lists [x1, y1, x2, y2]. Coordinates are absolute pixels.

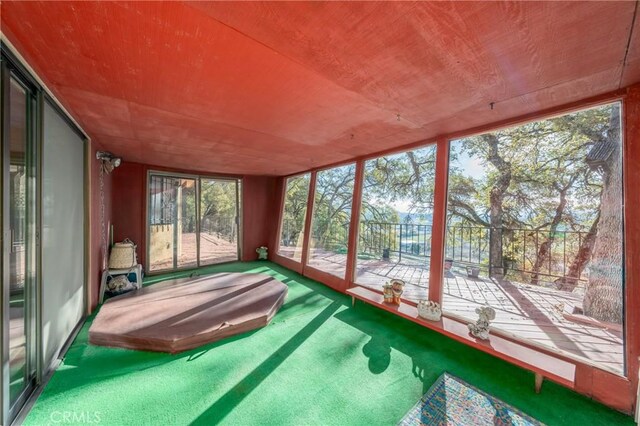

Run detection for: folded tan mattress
[[89, 272, 288, 353]]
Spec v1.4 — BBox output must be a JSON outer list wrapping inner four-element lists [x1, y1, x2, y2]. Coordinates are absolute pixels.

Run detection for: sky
[[451, 142, 487, 180], [377, 142, 486, 214]]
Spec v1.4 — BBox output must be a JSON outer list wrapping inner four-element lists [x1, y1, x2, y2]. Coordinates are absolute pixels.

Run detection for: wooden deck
[[290, 249, 624, 373]]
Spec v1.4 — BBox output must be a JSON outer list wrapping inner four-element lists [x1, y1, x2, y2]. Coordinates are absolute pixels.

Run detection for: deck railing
[[358, 221, 433, 260], [280, 218, 305, 248], [279, 218, 589, 283], [201, 215, 237, 242]]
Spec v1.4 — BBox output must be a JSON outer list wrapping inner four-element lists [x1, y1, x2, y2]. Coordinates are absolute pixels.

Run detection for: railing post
[[399, 224, 403, 262], [488, 227, 493, 277]]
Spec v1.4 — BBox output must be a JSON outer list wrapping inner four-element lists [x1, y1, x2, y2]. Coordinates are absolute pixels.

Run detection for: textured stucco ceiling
[[2, 1, 638, 175]]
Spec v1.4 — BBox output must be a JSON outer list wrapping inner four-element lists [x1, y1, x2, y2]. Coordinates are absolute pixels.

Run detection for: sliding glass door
[[148, 175, 197, 272], [2, 46, 88, 425], [199, 178, 239, 266], [2, 63, 37, 422], [41, 100, 86, 374], [148, 172, 240, 273]]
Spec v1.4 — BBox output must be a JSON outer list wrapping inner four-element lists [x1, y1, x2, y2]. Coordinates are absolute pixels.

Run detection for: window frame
[[351, 143, 439, 290], [440, 101, 627, 375], [304, 162, 357, 280], [275, 172, 312, 262], [273, 97, 630, 378], [145, 169, 242, 274]]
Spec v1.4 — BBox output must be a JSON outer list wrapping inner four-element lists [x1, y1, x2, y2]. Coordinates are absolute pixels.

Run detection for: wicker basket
[[108, 239, 137, 269]]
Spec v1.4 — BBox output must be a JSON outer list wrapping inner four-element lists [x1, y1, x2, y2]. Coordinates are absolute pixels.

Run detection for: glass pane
[[177, 178, 197, 268], [308, 164, 355, 278], [8, 78, 30, 405], [148, 175, 197, 271], [444, 103, 624, 373], [355, 146, 437, 300], [149, 175, 171, 271], [278, 174, 310, 261], [41, 101, 85, 378], [200, 179, 239, 265]]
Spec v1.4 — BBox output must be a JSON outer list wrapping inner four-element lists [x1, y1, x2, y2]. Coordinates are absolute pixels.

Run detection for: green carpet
[[25, 262, 632, 425]]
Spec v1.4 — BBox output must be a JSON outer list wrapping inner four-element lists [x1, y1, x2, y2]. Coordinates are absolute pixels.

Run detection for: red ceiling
[[2, 1, 639, 176]]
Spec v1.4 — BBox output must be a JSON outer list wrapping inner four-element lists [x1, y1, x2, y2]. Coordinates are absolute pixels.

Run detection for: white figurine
[[468, 305, 496, 340], [382, 282, 394, 303], [417, 300, 442, 321], [256, 246, 268, 260]]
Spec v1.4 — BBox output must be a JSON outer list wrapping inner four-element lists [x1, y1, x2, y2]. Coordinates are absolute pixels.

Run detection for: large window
[[444, 103, 624, 373], [307, 164, 356, 278], [147, 173, 241, 272], [278, 174, 310, 262], [355, 147, 437, 299]]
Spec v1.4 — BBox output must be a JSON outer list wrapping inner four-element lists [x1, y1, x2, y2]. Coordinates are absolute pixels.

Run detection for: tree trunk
[[556, 211, 600, 292], [485, 134, 511, 276], [583, 106, 623, 323], [531, 185, 569, 285]]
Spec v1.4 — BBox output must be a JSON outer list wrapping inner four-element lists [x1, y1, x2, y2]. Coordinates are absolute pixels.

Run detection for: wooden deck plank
[[352, 256, 623, 371]]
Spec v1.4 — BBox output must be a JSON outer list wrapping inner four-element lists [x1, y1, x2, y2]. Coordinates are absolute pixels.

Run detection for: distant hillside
[[398, 212, 432, 225]]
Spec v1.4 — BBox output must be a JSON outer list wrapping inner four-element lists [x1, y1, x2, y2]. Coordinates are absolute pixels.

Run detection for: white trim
[[635, 359, 639, 423]]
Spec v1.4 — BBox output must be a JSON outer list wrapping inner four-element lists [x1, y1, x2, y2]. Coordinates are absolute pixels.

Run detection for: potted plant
[[444, 258, 454, 271], [466, 265, 480, 278], [502, 253, 517, 272], [382, 248, 391, 261]]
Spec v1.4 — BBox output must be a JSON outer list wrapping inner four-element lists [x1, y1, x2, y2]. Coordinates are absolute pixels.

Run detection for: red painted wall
[[111, 162, 146, 266], [241, 176, 278, 261], [108, 162, 277, 268]]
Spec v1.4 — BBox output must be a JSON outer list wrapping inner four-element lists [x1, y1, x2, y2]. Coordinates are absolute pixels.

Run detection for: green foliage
[[446, 103, 619, 285], [312, 164, 356, 248], [280, 148, 439, 255], [448, 105, 614, 231], [200, 179, 237, 239], [176, 178, 237, 239], [278, 102, 619, 279], [281, 174, 311, 246], [362, 146, 437, 219]]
